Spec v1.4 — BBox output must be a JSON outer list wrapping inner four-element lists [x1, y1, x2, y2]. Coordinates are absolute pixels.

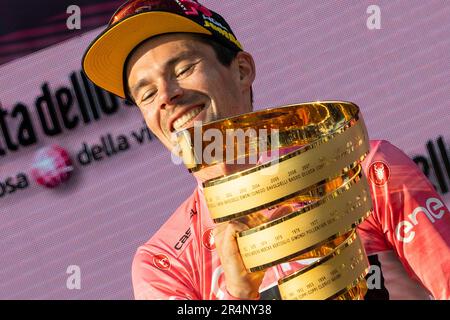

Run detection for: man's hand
[[212, 205, 294, 299], [213, 220, 265, 299]]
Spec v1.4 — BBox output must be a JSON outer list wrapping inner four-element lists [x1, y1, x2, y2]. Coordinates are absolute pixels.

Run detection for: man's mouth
[[171, 104, 205, 132]]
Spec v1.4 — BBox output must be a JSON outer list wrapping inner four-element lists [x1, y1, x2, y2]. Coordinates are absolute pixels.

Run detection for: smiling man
[[82, 0, 450, 300], [125, 32, 254, 152]]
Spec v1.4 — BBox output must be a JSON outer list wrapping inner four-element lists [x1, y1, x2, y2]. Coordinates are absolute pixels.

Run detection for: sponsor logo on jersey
[[175, 227, 192, 250], [153, 254, 171, 270], [190, 206, 198, 219], [368, 160, 390, 186], [202, 228, 215, 251], [395, 197, 448, 243]]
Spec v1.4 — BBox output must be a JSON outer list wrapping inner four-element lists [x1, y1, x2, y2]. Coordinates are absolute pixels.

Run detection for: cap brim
[[82, 12, 212, 99]]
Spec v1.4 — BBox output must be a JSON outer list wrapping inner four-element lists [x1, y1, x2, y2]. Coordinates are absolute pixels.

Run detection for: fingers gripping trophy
[[176, 101, 373, 300]]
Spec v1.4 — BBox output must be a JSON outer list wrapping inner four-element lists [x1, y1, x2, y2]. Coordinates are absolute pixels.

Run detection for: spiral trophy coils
[[176, 101, 373, 300]]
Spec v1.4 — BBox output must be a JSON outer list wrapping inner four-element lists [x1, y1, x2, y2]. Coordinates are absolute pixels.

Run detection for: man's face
[[126, 33, 255, 152]]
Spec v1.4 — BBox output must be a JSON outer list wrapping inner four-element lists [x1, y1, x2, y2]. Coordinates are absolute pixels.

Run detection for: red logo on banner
[[202, 228, 215, 251], [369, 161, 391, 186], [31, 145, 73, 188], [153, 254, 171, 270]]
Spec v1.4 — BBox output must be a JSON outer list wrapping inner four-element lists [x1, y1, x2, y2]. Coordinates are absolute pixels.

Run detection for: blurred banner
[[0, 0, 124, 65], [0, 0, 449, 299]]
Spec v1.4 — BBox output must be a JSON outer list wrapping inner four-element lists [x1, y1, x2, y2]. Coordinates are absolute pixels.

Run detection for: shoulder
[[362, 139, 423, 188], [363, 140, 413, 169], [357, 140, 422, 251], [131, 188, 203, 298]]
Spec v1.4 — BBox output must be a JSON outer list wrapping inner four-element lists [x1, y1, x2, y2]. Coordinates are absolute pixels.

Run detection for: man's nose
[[157, 80, 183, 111]]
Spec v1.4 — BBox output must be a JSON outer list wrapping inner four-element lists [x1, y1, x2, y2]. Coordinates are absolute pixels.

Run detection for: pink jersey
[[132, 140, 450, 300]]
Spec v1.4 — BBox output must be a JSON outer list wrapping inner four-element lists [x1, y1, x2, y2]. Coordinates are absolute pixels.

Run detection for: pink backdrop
[[0, 0, 448, 299]]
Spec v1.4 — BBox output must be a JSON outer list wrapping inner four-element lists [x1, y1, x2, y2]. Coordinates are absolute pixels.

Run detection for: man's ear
[[236, 51, 256, 90]]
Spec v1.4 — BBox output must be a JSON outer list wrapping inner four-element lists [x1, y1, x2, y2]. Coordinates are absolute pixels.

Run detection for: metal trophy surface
[[176, 101, 373, 300]]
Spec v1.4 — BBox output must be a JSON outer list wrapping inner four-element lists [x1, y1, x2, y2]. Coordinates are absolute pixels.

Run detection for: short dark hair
[[123, 33, 253, 104], [193, 34, 239, 66]]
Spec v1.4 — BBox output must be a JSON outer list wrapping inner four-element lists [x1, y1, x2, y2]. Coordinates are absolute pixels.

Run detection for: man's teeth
[[173, 106, 203, 131]]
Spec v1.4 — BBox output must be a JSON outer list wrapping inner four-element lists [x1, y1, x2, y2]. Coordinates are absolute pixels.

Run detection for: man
[[82, 0, 450, 300]]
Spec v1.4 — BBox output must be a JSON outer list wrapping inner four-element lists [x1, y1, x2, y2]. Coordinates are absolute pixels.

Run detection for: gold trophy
[[176, 101, 372, 300]]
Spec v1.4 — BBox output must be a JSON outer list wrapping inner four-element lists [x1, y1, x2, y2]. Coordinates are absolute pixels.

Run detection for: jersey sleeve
[[131, 246, 201, 300], [361, 140, 450, 299], [132, 242, 261, 300]]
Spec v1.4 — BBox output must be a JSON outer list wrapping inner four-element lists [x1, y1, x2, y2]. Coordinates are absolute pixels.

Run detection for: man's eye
[[141, 90, 156, 102], [176, 64, 195, 78]]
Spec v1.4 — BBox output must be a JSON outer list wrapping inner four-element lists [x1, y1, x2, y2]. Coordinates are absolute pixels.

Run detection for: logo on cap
[[153, 254, 171, 270], [202, 228, 215, 251], [177, 0, 212, 16], [369, 161, 390, 186]]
